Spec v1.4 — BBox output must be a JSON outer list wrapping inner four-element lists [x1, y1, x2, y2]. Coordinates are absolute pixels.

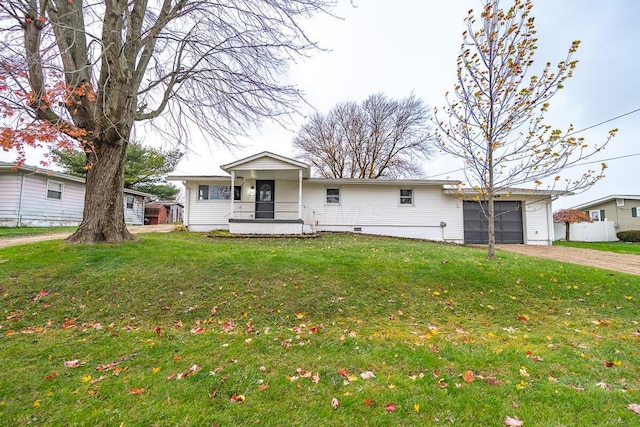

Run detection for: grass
[[554, 240, 640, 255], [1, 232, 639, 426], [0, 226, 77, 239]]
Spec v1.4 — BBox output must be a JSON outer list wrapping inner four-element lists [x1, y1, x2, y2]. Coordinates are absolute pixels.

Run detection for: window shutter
[[632, 207, 638, 218], [600, 209, 606, 221]]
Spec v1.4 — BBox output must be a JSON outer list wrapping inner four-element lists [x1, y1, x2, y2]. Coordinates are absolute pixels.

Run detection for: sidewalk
[[0, 224, 175, 249]]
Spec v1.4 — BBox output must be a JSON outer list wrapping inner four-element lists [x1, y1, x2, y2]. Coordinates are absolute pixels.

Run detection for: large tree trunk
[[66, 139, 135, 244], [565, 222, 571, 241]]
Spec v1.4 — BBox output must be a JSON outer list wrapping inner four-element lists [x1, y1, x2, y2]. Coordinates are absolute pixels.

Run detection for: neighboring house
[[0, 162, 150, 227], [570, 195, 640, 232], [168, 151, 563, 245]]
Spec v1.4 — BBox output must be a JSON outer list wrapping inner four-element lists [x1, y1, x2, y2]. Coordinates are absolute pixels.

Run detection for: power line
[[426, 107, 640, 179], [567, 107, 640, 136]]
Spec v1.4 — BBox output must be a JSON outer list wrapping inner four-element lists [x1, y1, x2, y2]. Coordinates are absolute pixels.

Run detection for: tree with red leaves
[[553, 209, 592, 241], [0, 0, 335, 243]]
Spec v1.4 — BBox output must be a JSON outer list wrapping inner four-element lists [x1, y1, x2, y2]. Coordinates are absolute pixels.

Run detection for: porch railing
[[228, 201, 307, 221]]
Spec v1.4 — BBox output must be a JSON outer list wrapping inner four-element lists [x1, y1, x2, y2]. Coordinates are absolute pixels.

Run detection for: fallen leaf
[[414, 402, 420, 412], [63, 359, 83, 368], [129, 388, 145, 395], [331, 397, 340, 409], [627, 403, 640, 414], [338, 369, 348, 378], [190, 327, 204, 334], [484, 376, 503, 386], [45, 372, 58, 381], [364, 399, 373, 407], [504, 415, 524, 426], [462, 370, 475, 383], [230, 394, 245, 403], [360, 371, 376, 380], [386, 403, 396, 413]]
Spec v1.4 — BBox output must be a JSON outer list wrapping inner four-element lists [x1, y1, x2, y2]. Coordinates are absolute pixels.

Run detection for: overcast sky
[[3, 0, 638, 209], [170, 0, 640, 209]]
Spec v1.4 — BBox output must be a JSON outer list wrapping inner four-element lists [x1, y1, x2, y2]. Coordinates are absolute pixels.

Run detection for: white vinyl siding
[[13, 174, 84, 226], [276, 180, 300, 220], [0, 173, 21, 225], [124, 193, 145, 225], [186, 180, 234, 231], [230, 156, 303, 171], [302, 182, 464, 242]]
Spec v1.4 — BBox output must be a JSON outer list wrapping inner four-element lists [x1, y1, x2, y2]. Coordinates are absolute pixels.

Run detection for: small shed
[[144, 202, 168, 225]]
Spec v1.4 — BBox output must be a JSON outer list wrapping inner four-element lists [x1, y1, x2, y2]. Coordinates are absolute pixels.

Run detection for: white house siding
[[0, 173, 22, 226], [184, 180, 233, 231], [232, 157, 303, 172], [522, 198, 553, 245], [274, 180, 301, 220], [302, 182, 464, 243], [124, 194, 146, 225], [11, 174, 85, 226]]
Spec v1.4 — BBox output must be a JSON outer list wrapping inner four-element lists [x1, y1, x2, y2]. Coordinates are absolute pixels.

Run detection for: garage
[[463, 200, 524, 244]]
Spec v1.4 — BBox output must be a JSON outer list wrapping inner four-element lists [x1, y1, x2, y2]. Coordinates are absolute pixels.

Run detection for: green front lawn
[[1, 232, 639, 426], [555, 240, 640, 255], [0, 226, 77, 239]]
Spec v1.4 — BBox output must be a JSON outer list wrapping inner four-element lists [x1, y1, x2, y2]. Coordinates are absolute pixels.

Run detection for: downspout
[[183, 182, 190, 228], [18, 170, 38, 227], [549, 195, 560, 245]]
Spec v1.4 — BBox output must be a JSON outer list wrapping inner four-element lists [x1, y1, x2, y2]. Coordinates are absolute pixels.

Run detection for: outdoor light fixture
[[249, 186, 255, 195]]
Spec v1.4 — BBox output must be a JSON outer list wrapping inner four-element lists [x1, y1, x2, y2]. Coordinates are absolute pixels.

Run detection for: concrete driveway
[[496, 244, 640, 276], [0, 224, 174, 249]]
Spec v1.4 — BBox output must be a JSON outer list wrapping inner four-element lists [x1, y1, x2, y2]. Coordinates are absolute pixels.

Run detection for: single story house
[[571, 195, 640, 232], [0, 161, 150, 227], [168, 152, 563, 245]]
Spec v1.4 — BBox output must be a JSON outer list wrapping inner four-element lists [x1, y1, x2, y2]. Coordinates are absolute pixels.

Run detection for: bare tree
[[294, 93, 437, 178], [0, 0, 335, 243], [435, 0, 616, 259]]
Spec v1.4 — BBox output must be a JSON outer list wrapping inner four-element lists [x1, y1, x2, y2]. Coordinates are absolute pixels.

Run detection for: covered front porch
[[221, 152, 313, 235]]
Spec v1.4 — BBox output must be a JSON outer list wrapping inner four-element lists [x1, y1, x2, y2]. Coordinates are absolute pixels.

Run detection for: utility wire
[[426, 107, 640, 179]]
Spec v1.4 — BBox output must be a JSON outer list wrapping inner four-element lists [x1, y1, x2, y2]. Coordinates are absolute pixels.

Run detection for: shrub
[[616, 230, 640, 242]]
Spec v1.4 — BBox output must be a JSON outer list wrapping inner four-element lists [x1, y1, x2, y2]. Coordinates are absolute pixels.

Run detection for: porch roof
[[220, 151, 311, 180]]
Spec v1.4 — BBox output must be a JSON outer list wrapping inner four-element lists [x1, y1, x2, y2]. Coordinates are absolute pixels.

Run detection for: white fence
[[553, 220, 618, 242]]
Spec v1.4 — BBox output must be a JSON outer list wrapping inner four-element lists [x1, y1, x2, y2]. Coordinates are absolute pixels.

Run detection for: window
[[198, 185, 241, 201], [632, 207, 638, 218], [589, 209, 605, 222], [400, 189, 413, 205], [46, 180, 63, 200], [326, 188, 340, 204], [126, 195, 134, 210]]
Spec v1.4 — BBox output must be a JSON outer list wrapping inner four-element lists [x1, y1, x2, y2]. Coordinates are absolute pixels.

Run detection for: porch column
[[230, 171, 235, 219], [298, 169, 303, 219]]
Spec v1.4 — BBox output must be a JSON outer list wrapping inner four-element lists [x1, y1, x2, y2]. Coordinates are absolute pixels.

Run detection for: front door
[[255, 180, 275, 219]]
